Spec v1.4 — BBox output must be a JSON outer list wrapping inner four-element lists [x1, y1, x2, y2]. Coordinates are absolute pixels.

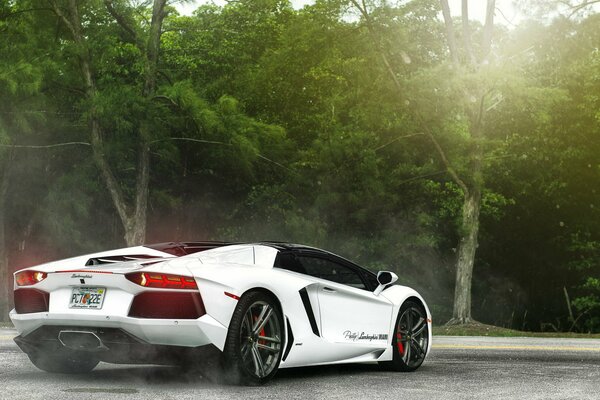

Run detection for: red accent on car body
[[58, 270, 114, 274], [224, 291, 240, 300]]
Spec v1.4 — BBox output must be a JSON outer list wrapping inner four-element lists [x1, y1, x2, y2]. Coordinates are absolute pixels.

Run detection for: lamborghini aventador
[[10, 241, 431, 385]]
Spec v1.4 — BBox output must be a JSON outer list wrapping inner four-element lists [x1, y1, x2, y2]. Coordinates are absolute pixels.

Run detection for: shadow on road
[[9, 361, 401, 388]]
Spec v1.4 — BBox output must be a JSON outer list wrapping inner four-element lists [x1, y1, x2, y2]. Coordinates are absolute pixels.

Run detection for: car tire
[[222, 290, 284, 385], [27, 349, 99, 374], [380, 300, 429, 372]]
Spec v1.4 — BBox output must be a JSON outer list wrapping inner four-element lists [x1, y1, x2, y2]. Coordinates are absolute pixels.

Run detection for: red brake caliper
[[396, 332, 404, 355], [259, 327, 266, 345], [254, 315, 267, 345]]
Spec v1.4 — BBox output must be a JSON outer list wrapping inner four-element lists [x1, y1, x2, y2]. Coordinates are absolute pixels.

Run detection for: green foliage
[[0, 0, 599, 330]]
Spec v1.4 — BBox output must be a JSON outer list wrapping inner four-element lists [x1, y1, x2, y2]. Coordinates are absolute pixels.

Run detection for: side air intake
[[299, 288, 320, 337]]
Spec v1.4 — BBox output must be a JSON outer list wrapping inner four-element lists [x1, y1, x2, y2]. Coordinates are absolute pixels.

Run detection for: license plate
[[69, 287, 106, 309]]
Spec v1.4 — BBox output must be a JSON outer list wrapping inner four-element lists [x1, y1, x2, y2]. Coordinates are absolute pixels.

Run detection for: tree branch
[[152, 94, 178, 107], [396, 170, 447, 186], [49, 0, 129, 227], [149, 137, 293, 172], [462, 0, 476, 65], [256, 154, 294, 172], [148, 137, 231, 146], [125, 0, 170, 244], [482, 0, 496, 62], [567, 0, 600, 17], [46, 0, 77, 39], [373, 133, 425, 152], [89, 121, 132, 230], [153, 95, 208, 138], [0, 7, 53, 20], [440, 0, 459, 66], [103, 0, 145, 50], [476, 92, 488, 132], [349, 0, 403, 93], [0, 142, 90, 149], [351, 1, 467, 195], [143, 0, 168, 97], [495, 6, 516, 27], [426, 132, 470, 196]]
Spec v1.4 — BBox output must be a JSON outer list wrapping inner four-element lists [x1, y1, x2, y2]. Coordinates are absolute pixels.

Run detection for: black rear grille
[[128, 291, 205, 319], [15, 325, 202, 365], [14, 289, 49, 314]]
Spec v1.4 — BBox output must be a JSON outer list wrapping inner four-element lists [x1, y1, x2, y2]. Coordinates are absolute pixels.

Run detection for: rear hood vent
[[86, 254, 165, 266]]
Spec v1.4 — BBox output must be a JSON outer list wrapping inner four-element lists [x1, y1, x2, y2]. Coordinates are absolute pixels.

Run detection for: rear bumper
[[9, 308, 228, 350], [13, 325, 222, 365]]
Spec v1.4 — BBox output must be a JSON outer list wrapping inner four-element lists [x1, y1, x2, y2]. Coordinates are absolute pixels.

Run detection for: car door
[[296, 254, 394, 347]]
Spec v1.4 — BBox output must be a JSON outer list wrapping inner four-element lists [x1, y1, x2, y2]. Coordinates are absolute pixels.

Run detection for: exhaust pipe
[[58, 330, 108, 351]]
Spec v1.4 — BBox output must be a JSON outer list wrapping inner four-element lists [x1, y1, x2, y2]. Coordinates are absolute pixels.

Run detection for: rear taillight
[[14, 289, 49, 313], [125, 272, 197, 289], [15, 270, 47, 286], [126, 272, 204, 319], [128, 292, 205, 319]]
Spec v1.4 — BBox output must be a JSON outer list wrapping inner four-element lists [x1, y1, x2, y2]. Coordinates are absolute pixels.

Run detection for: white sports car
[[10, 241, 432, 384]]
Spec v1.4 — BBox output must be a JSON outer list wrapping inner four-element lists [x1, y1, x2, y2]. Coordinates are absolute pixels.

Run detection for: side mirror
[[374, 271, 398, 296]]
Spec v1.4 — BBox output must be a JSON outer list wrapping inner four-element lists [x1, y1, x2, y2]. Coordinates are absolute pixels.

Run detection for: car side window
[[297, 256, 367, 290], [363, 272, 378, 291], [274, 252, 307, 275]]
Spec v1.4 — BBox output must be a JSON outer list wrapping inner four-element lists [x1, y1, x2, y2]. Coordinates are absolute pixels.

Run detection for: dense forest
[[0, 0, 598, 332]]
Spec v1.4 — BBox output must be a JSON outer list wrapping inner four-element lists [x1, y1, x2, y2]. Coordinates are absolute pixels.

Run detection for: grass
[[433, 322, 600, 339]]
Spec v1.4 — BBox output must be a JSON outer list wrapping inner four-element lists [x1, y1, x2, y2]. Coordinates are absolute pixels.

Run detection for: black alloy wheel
[[223, 291, 284, 385], [381, 300, 429, 372]]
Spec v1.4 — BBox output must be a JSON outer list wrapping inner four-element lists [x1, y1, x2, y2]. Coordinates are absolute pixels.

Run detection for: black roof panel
[[145, 240, 328, 256]]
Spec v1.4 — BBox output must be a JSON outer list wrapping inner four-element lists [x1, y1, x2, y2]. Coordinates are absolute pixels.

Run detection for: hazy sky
[[176, 0, 522, 24]]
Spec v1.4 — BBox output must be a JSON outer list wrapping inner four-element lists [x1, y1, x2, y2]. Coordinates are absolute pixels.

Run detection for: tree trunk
[[439, 0, 494, 325], [348, 0, 490, 326], [117, 0, 166, 246], [352, 0, 493, 326], [481, 0, 496, 63], [462, 0, 476, 65], [450, 186, 482, 323], [51, 0, 167, 247], [440, 0, 459, 66], [124, 126, 151, 246], [123, 0, 167, 246], [124, 220, 145, 247], [0, 151, 13, 322]]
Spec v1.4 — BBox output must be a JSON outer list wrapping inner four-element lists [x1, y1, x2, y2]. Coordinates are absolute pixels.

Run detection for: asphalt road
[[1, 329, 600, 400]]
